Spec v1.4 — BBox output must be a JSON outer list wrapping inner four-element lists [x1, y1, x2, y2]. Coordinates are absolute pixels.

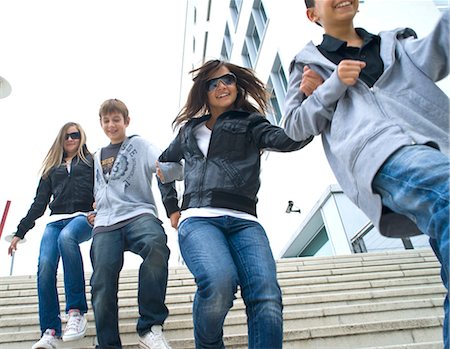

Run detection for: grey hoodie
[[283, 11, 449, 238], [93, 136, 183, 229]]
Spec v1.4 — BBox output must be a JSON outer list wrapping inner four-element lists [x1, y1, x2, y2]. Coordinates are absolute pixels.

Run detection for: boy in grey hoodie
[[283, 1, 449, 346], [89, 98, 182, 349]]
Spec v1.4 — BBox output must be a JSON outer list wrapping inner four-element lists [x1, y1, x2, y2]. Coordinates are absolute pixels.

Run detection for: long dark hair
[[173, 60, 270, 128]]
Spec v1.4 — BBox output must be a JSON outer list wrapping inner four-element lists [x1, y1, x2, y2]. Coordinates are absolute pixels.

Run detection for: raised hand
[[300, 65, 324, 96], [337, 59, 366, 86]]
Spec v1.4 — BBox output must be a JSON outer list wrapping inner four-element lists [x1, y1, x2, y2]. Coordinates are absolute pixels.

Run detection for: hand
[[169, 211, 181, 229], [87, 212, 96, 226], [300, 66, 324, 96], [155, 161, 165, 183], [8, 236, 21, 256], [337, 60, 366, 86]]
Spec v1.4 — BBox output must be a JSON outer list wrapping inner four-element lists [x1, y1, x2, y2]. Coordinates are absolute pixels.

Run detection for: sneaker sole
[[138, 338, 151, 349]]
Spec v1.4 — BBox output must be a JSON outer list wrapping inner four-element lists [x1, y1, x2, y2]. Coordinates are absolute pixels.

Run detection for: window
[[206, 0, 212, 21], [266, 81, 282, 125], [434, 0, 449, 12], [254, 0, 267, 24], [266, 54, 288, 124], [229, 0, 242, 30], [299, 226, 333, 257], [203, 32, 209, 61], [241, 43, 252, 68], [221, 24, 232, 61], [242, 0, 269, 67]]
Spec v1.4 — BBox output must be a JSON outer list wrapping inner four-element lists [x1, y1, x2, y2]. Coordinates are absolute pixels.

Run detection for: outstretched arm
[[157, 131, 184, 224], [14, 177, 52, 239], [155, 160, 183, 184], [283, 59, 349, 141], [403, 10, 449, 82]]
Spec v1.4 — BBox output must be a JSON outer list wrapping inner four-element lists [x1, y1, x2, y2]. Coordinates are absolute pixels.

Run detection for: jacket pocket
[[219, 158, 246, 187], [220, 120, 250, 154]]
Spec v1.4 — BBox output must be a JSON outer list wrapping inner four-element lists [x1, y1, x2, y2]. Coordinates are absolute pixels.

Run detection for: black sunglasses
[[65, 131, 81, 140], [206, 73, 237, 92]]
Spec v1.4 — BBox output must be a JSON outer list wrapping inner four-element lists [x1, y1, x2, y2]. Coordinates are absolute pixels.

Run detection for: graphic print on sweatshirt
[[109, 142, 138, 188]]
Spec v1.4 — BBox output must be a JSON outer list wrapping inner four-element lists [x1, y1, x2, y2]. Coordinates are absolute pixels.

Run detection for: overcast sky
[[0, 1, 188, 276]]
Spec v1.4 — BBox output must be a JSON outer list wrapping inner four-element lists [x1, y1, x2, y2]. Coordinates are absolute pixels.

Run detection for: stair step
[[0, 249, 444, 349]]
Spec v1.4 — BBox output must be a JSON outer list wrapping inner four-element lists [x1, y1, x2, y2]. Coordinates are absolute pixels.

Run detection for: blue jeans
[[178, 216, 283, 349], [37, 215, 92, 337], [372, 145, 449, 348], [90, 215, 170, 349]]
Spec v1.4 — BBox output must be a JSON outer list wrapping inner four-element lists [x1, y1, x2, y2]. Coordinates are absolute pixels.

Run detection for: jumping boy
[[89, 98, 182, 349], [283, 1, 449, 346]]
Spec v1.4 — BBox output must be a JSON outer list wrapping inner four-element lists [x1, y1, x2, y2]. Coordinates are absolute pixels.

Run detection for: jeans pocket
[[177, 218, 197, 243]]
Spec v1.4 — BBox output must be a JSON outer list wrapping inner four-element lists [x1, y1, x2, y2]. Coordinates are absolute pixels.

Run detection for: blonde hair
[[40, 122, 91, 178]]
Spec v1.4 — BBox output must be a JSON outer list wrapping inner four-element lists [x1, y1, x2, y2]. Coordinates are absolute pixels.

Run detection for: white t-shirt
[[179, 122, 259, 224]]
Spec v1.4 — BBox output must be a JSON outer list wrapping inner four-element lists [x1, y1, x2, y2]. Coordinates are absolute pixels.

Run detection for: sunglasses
[[206, 73, 237, 92], [65, 131, 81, 140]]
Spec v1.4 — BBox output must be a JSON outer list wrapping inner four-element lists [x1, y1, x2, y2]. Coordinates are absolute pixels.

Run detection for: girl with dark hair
[[159, 60, 312, 348]]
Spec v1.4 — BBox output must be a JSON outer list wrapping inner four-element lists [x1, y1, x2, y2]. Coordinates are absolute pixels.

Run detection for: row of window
[[223, 0, 285, 122]]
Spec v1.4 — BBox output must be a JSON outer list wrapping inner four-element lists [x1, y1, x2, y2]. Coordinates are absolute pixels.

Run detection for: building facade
[[280, 185, 431, 258], [178, 0, 449, 259]]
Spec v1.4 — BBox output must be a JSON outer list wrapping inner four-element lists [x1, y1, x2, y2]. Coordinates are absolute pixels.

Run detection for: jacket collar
[[319, 28, 380, 52], [187, 110, 251, 128], [295, 27, 408, 73]]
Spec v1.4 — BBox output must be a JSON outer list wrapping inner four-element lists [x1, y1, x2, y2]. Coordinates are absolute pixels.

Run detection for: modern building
[[280, 185, 431, 258], [178, 0, 449, 259], [179, 0, 448, 123]]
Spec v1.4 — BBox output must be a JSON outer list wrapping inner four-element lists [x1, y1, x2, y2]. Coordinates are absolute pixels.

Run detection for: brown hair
[[305, 0, 315, 8], [99, 98, 129, 121], [172, 60, 270, 128]]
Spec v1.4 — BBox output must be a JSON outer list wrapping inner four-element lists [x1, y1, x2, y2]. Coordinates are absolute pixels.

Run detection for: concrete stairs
[[0, 248, 445, 348]]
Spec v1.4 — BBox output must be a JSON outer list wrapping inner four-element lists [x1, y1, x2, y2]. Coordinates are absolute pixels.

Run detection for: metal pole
[[0, 200, 11, 240], [10, 251, 15, 276]]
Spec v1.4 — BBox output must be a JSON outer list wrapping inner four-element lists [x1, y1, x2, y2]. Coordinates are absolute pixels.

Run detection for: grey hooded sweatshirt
[[283, 11, 449, 238], [93, 135, 183, 229]]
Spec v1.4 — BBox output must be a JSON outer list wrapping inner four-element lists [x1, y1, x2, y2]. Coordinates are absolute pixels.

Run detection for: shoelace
[[66, 315, 82, 331]]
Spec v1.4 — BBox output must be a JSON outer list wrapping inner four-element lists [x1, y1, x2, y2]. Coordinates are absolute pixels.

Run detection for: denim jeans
[[90, 215, 170, 349], [178, 216, 283, 349], [37, 215, 92, 337], [372, 145, 449, 348]]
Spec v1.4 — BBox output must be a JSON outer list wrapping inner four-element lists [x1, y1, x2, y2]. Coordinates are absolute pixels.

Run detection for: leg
[[227, 217, 283, 349], [90, 230, 124, 349], [178, 217, 239, 349], [430, 237, 449, 349], [37, 221, 63, 337], [373, 145, 449, 348], [58, 215, 92, 314], [123, 215, 170, 336]]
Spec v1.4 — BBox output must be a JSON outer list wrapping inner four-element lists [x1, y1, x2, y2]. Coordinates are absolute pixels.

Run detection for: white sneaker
[[138, 325, 172, 349], [31, 329, 58, 349], [62, 309, 87, 342]]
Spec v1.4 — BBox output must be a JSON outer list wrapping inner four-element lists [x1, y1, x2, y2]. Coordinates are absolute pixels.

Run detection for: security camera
[[286, 200, 301, 214]]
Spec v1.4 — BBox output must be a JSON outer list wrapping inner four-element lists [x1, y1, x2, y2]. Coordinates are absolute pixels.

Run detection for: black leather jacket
[[159, 110, 313, 217], [15, 154, 95, 239]]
